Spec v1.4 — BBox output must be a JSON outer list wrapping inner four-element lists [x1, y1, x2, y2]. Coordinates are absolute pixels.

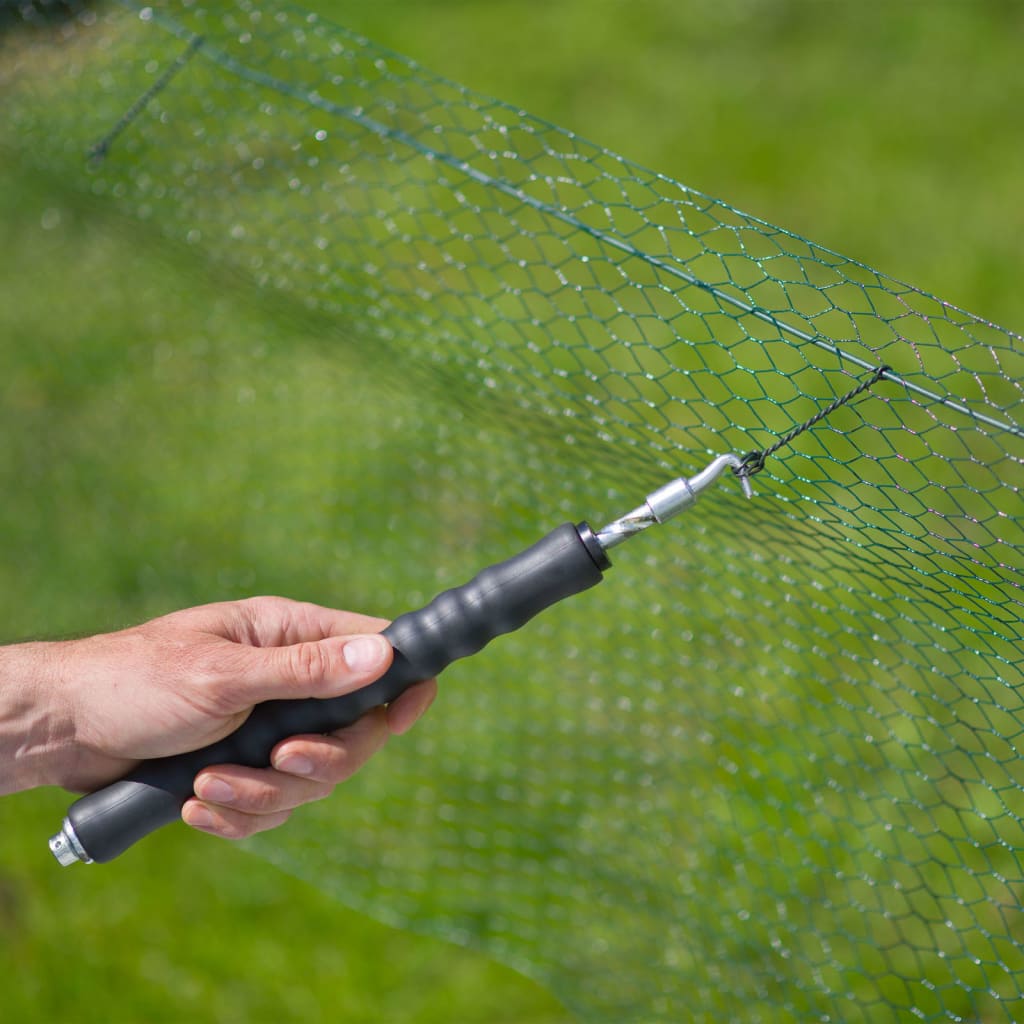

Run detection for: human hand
[[0, 597, 436, 840]]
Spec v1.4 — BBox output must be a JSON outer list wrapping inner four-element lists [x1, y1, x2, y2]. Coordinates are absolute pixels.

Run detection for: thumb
[[224, 633, 393, 706]]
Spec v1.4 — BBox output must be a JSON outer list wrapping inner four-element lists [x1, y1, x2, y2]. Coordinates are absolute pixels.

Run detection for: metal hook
[[686, 453, 754, 502]]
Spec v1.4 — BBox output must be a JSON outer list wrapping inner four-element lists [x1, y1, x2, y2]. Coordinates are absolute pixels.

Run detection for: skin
[[0, 596, 437, 840]]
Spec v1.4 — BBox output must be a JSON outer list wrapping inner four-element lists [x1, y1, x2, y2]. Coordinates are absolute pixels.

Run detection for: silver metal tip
[[49, 830, 79, 867], [48, 819, 90, 866]]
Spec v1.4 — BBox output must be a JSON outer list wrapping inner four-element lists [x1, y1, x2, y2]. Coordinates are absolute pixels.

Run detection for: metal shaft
[[596, 453, 752, 551]]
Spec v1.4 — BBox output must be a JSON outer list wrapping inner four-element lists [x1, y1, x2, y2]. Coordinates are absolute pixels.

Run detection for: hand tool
[[49, 453, 752, 866]]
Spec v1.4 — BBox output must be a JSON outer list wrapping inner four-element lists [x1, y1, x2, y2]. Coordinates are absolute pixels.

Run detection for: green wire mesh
[[4, 2, 1023, 1020]]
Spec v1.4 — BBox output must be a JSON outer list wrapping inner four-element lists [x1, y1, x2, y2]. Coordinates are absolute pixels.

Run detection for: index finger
[[241, 598, 390, 646], [181, 597, 391, 647]]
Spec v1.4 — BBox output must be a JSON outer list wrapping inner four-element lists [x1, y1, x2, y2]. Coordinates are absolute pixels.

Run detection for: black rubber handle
[[63, 522, 610, 863]]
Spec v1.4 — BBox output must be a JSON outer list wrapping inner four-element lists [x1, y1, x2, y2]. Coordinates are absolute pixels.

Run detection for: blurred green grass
[[1, 1, 1022, 1022]]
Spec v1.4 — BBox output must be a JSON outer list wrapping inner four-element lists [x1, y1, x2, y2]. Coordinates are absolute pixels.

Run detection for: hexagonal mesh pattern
[[4, 2, 1023, 1021]]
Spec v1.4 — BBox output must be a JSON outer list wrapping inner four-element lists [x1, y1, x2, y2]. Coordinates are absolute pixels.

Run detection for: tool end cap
[[48, 820, 89, 866]]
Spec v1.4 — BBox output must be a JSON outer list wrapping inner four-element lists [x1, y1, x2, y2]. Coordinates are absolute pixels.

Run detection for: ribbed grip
[[61, 522, 609, 863]]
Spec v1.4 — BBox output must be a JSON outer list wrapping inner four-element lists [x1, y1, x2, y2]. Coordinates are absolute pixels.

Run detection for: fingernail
[[343, 634, 389, 672], [185, 804, 215, 830], [275, 755, 314, 777], [197, 777, 235, 804]]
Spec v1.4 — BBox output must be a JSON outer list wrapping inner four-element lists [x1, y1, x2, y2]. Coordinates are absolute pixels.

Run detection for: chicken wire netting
[[3, 1, 1023, 1021]]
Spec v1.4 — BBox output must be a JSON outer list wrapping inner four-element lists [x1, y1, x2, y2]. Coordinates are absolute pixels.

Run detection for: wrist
[[0, 640, 75, 794]]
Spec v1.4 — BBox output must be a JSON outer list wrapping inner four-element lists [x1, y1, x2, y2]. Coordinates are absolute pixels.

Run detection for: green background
[[1, 2, 1021, 1022]]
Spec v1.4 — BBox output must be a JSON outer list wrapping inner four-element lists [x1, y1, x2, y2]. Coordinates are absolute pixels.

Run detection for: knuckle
[[238, 595, 289, 633], [219, 807, 290, 839], [286, 742, 342, 782], [217, 819, 251, 841], [240, 782, 282, 815], [237, 595, 279, 616], [300, 783, 335, 806], [286, 642, 332, 688], [309, 782, 333, 806], [319, 747, 352, 781], [251, 809, 292, 836]]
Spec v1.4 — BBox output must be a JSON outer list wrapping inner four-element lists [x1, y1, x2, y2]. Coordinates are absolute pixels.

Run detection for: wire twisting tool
[[49, 453, 750, 866]]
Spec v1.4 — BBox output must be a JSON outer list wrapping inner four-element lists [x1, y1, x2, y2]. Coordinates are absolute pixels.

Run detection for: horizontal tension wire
[[735, 364, 890, 478]]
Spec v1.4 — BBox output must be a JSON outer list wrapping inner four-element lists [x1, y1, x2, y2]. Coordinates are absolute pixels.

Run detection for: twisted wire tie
[[735, 364, 891, 479]]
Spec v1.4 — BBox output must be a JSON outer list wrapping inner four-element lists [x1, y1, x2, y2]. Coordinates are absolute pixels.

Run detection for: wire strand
[[736, 365, 891, 477]]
